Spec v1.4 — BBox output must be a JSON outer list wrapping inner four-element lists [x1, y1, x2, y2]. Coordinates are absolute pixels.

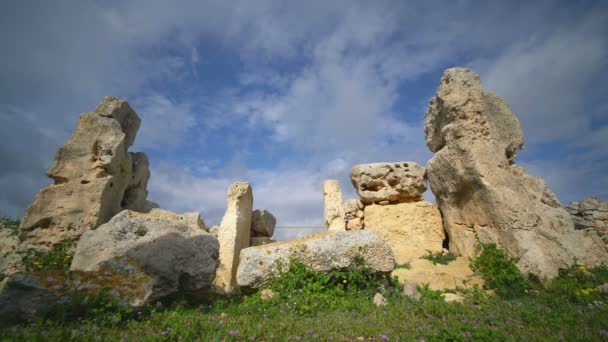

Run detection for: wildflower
[[228, 330, 238, 336], [578, 265, 586, 271], [380, 334, 389, 340], [343, 279, 347, 284]]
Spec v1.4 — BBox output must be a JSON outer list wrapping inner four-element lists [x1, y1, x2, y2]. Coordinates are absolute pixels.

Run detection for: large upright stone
[[364, 201, 445, 264], [214, 182, 253, 293], [350, 162, 426, 203], [323, 180, 345, 231], [424, 68, 608, 279], [19, 97, 145, 247]]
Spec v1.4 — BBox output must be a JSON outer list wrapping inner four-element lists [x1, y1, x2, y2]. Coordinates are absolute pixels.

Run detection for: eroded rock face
[[424, 68, 608, 279], [214, 182, 253, 293], [0, 258, 154, 323], [122, 152, 159, 213], [70, 209, 218, 302], [566, 198, 608, 244], [236, 230, 395, 289], [350, 162, 426, 203], [19, 96, 153, 248], [251, 209, 276, 237], [0, 227, 22, 276], [392, 258, 484, 290], [364, 201, 445, 264], [323, 180, 345, 231]]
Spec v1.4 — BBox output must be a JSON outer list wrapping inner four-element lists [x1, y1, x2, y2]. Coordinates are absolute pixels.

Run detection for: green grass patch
[[19, 238, 76, 272], [421, 250, 456, 265], [1, 258, 608, 341]]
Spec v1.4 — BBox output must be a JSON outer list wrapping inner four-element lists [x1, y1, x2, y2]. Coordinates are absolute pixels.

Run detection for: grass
[[421, 250, 456, 265], [1, 249, 607, 341]]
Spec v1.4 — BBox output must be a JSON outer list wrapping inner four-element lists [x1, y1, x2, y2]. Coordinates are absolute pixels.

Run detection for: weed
[[417, 283, 444, 301], [470, 243, 530, 298], [20, 239, 76, 271], [394, 262, 411, 270], [421, 250, 456, 265]]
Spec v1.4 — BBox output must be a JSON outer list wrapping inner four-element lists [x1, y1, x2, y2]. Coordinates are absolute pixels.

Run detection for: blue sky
[[1, 0, 607, 240]]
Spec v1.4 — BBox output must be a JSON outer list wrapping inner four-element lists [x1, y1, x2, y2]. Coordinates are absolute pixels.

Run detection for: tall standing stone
[[323, 180, 345, 231], [19, 97, 147, 247], [214, 182, 253, 293], [424, 68, 608, 279]]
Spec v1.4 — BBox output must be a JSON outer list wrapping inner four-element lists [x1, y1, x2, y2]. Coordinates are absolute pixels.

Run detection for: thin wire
[[274, 226, 324, 229]]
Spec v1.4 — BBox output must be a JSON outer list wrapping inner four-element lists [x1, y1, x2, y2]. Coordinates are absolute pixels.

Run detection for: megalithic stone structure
[[323, 180, 345, 231], [19, 96, 155, 248], [214, 182, 253, 293]]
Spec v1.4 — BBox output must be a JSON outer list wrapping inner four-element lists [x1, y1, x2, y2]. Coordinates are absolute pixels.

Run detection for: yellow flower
[[364, 266, 369, 269], [578, 265, 587, 271], [33, 261, 41, 265], [342, 279, 347, 284]]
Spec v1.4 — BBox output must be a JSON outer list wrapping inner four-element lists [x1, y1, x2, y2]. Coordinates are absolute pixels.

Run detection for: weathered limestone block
[[346, 217, 364, 230], [122, 152, 159, 213], [19, 96, 145, 247], [237, 230, 395, 289], [250, 236, 274, 246], [251, 209, 276, 237], [0, 258, 154, 323], [350, 162, 426, 203], [214, 182, 253, 293], [364, 201, 444, 264], [424, 68, 608, 279], [323, 180, 345, 231], [392, 258, 484, 290], [70, 209, 218, 302]]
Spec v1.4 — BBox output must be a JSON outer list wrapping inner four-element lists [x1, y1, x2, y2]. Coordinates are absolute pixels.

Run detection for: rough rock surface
[[566, 197, 608, 245], [424, 68, 608, 279], [323, 180, 345, 231], [0, 258, 154, 322], [214, 182, 253, 293], [0, 227, 22, 276], [250, 236, 274, 246], [208, 226, 220, 238], [71, 209, 218, 302], [364, 201, 445, 263], [237, 230, 395, 289], [122, 152, 158, 212], [19, 96, 153, 247], [251, 209, 276, 237], [350, 162, 426, 203], [392, 258, 484, 290], [344, 199, 365, 230]]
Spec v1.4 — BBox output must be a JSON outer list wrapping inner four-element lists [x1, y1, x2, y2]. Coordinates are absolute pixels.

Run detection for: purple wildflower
[[228, 330, 238, 336], [380, 334, 389, 340]]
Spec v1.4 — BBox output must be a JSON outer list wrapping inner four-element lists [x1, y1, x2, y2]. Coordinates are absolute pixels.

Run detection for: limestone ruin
[[424, 68, 608, 279], [18, 96, 157, 248], [2, 67, 608, 318]]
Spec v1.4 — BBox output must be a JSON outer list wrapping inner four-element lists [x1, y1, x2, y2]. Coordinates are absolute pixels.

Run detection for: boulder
[[0, 258, 154, 323], [346, 217, 364, 230], [251, 209, 276, 237], [364, 201, 445, 263], [350, 162, 426, 203], [214, 182, 253, 293], [250, 236, 274, 246], [323, 180, 345, 231], [424, 68, 608, 279], [392, 258, 484, 290], [19, 96, 153, 248], [373, 293, 387, 306], [70, 209, 218, 302], [236, 230, 395, 289], [402, 282, 421, 301]]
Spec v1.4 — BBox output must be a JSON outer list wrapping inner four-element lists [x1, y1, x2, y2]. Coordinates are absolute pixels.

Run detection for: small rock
[[442, 293, 465, 303], [346, 218, 364, 230], [260, 289, 276, 301], [597, 283, 608, 294], [402, 282, 421, 301], [373, 292, 387, 306]]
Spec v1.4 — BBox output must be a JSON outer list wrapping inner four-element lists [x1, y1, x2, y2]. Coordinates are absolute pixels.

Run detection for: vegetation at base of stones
[[237, 258, 402, 315], [394, 262, 412, 270], [2, 265, 608, 341], [470, 243, 530, 299], [20, 239, 76, 271], [421, 250, 456, 265], [543, 265, 608, 305], [417, 283, 444, 301], [0, 215, 20, 234]]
